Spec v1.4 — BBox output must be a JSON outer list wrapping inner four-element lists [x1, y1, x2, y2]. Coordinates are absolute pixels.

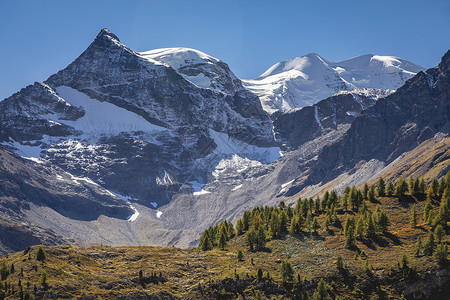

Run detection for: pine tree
[[39, 270, 48, 290], [386, 181, 395, 197], [312, 279, 332, 300], [280, 260, 294, 283], [312, 217, 320, 235], [414, 236, 422, 257], [433, 243, 448, 265], [236, 218, 244, 235], [199, 231, 213, 251], [237, 250, 244, 261], [365, 214, 376, 238], [355, 216, 365, 239], [363, 183, 369, 200], [245, 228, 257, 251], [431, 179, 439, 199], [344, 216, 356, 249], [423, 201, 433, 225], [395, 176, 408, 198], [36, 247, 46, 262], [423, 231, 435, 256], [255, 226, 267, 251], [268, 210, 281, 239], [400, 253, 409, 270], [368, 185, 376, 202], [256, 268, 263, 281], [315, 197, 321, 214], [342, 194, 348, 212], [410, 204, 418, 228], [218, 232, 227, 250], [377, 178, 386, 197], [419, 178, 426, 194], [434, 224, 444, 244]]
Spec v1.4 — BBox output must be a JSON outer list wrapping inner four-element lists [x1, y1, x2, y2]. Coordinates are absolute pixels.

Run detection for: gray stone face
[[306, 50, 450, 187], [274, 89, 393, 148]]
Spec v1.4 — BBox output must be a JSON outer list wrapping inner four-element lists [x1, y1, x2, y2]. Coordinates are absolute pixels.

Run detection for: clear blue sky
[[1, 0, 449, 100]]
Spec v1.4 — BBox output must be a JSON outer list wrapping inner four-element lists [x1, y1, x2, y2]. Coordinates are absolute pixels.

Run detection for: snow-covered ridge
[[140, 48, 220, 70], [140, 47, 242, 95], [244, 53, 424, 114]]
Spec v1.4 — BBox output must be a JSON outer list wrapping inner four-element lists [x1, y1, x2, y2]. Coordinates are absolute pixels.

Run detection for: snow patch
[[156, 210, 163, 218], [232, 184, 243, 191], [55, 86, 165, 140], [281, 179, 294, 189], [193, 189, 211, 196], [128, 205, 140, 222], [188, 181, 206, 192], [209, 129, 281, 164]]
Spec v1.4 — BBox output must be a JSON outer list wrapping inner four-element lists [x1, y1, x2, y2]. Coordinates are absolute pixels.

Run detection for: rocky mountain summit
[[0, 29, 278, 208]]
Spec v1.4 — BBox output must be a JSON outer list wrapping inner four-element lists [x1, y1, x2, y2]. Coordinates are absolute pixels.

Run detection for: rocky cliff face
[[306, 50, 450, 186], [274, 89, 393, 148]]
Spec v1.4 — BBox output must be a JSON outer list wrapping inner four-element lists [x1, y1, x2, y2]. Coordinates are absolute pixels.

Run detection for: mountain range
[[0, 28, 448, 253]]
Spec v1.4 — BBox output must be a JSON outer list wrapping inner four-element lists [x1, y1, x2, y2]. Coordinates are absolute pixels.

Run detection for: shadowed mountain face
[[273, 89, 394, 149], [303, 50, 450, 189]]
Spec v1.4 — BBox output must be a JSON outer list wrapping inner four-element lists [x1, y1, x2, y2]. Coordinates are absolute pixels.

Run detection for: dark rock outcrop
[[274, 89, 393, 148]]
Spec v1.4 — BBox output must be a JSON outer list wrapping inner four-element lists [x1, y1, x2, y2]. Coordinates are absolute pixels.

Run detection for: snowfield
[[243, 53, 423, 114]]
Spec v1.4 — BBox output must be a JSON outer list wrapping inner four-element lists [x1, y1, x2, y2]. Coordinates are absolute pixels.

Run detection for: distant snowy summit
[[242, 53, 424, 114]]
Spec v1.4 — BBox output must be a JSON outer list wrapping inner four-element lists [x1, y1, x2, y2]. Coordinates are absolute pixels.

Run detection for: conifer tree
[[236, 218, 244, 235], [237, 250, 244, 261], [280, 260, 294, 283], [423, 201, 433, 225], [377, 178, 386, 197], [315, 197, 321, 214], [365, 214, 376, 238], [312, 279, 332, 300], [36, 247, 46, 262], [268, 210, 281, 239], [245, 228, 257, 251], [410, 204, 418, 228], [430, 179, 439, 199], [355, 216, 365, 239], [312, 217, 320, 235], [386, 181, 395, 197], [434, 243, 448, 265], [363, 183, 369, 200], [395, 176, 408, 198], [368, 185, 376, 202], [199, 231, 213, 251], [434, 224, 444, 244], [342, 194, 348, 212], [255, 226, 267, 251], [218, 232, 227, 250], [344, 216, 356, 249], [419, 178, 426, 194], [423, 231, 435, 256], [414, 236, 422, 257]]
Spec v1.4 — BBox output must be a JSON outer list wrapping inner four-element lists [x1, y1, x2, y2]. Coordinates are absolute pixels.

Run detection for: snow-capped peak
[[243, 53, 424, 114], [140, 47, 243, 94], [140, 47, 220, 70]]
